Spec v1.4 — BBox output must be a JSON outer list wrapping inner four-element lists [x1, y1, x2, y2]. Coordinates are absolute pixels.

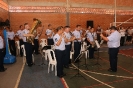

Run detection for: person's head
[[90, 28, 94, 32], [24, 23, 30, 30], [19, 25, 23, 30], [48, 24, 52, 29], [56, 26, 64, 35], [76, 25, 81, 31], [110, 26, 117, 33], [87, 26, 91, 30], [64, 26, 70, 33]]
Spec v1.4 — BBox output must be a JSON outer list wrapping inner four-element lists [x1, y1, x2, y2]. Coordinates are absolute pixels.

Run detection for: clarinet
[[69, 31, 79, 42]]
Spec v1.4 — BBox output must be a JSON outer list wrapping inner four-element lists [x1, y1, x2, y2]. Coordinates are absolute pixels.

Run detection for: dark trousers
[[120, 37, 125, 46], [88, 45, 95, 59], [34, 39, 39, 54], [74, 42, 81, 61], [24, 42, 33, 65], [97, 34, 101, 44], [47, 39, 54, 45], [55, 49, 65, 76], [108, 48, 119, 71], [0, 48, 5, 70], [64, 45, 71, 66], [19, 39, 23, 56], [8, 40, 16, 56]]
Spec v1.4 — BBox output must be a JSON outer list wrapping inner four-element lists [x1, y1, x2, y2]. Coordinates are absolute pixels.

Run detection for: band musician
[[23, 23, 34, 67], [87, 28, 97, 59]]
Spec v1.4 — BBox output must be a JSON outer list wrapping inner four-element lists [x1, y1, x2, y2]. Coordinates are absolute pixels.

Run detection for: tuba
[[26, 19, 41, 44]]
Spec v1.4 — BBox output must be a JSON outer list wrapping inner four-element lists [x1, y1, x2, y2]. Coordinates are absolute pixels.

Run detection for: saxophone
[[26, 19, 41, 44]]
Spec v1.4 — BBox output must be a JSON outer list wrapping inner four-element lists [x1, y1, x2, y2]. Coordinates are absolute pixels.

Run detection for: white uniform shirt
[[64, 32, 71, 45], [7, 31, 15, 40], [16, 30, 24, 39], [107, 31, 121, 48], [22, 29, 29, 42], [127, 29, 132, 36], [46, 29, 54, 39], [87, 32, 97, 42], [53, 34, 65, 50], [72, 30, 81, 42], [0, 36, 4, 49], [119, 29, 125, 37]]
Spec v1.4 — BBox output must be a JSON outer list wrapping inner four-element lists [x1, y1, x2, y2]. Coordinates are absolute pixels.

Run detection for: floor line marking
[[14, 57, 26, 88], [61, 78, 69, 88], [82, 70, 133, 79], [72, 64, 114, 88]]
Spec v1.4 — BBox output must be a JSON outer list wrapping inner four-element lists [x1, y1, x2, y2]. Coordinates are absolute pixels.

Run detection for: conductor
[[100, 26, 121, 72]]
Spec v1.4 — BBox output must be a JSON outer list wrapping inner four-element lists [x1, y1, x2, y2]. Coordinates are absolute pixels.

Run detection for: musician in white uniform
[[46, 24, 54, 45], [87, 28, 97, 59], [0, 29, 6, 72], [64, 26, 75, 68], [73, 25, 82, 62], [7, 27, 16, 56], [119, 27, 125, 46], [100, 26, 121, 72], [34, 26, 43, 54], [16, 25, 24, 56], [23, 23, 34, 67], [53, 26, 66, 78]]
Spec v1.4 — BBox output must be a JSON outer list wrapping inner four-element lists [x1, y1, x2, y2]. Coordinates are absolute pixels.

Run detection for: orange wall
[[9, 12, 133, 39], [0, 8, 9, 22]]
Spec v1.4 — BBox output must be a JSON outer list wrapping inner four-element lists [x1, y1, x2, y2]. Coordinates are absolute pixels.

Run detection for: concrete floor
[[0, 45, 133, 88]]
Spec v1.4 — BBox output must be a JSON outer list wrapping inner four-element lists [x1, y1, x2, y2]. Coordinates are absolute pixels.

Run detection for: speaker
[[87, 20, 93, 28]]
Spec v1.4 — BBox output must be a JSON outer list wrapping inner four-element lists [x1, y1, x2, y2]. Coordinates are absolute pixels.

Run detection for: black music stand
[[80, 45, 90, 70], [70, 52, 87, 80], [94, 47, 101, 66], [39, 45, 51, 66]]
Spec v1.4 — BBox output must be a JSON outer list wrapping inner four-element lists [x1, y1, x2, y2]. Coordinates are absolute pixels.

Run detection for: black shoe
[[64, 65, 69, 68], [0, 68, 7, 72]]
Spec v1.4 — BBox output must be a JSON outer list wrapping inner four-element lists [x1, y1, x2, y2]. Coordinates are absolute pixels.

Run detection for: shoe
[[64, 65, 69, 68], [28, 64, 33, 67], [57, 75, 63, 78], [108, 68, 117, 72], [0, 68, 7, 72]]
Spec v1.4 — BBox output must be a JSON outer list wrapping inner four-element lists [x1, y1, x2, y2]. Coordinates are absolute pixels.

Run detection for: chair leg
[[51, 65, 53, 71], [55, 65, 57, 76], [48, 63, 50, 73]]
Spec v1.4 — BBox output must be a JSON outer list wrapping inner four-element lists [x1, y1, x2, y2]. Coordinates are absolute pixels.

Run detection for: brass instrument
[[26, 19, 41, 44]]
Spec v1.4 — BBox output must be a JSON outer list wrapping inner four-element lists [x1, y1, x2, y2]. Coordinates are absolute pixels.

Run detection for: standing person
[[126, 27, 132, 45], [7, 27, 16, 56], [100, 26, 121, 72], [73, 25, 82, 62], [119, 27, 126, 46], [64, 26, 75, 68], [34, 25, 44, 54], [0, 29, 7, 72], [16, 25, 24, 57], [46, 24, 54, 45], [87, 28, 97, 59], [53, 26, 66, 78], [96, 25, 103, 44], [23, 23, 34, 67]]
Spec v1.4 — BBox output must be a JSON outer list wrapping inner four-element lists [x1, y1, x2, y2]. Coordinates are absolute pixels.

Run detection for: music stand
[[39, 45, 51, 66], [71, 52, 87, 80], [80, 45, 90, 70], [94, 40, 101, 66]]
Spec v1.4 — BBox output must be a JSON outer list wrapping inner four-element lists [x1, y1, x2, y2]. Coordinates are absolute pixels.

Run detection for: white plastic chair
[[40, 38, 47, 46], [81, 42, 89, 59], [15, 41, 20, 56], [47, 49, 57, 76], [21, 45, 34, 64]]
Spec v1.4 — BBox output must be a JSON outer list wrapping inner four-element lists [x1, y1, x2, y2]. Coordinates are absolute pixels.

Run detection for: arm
[[100, 34, 109, 41]]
